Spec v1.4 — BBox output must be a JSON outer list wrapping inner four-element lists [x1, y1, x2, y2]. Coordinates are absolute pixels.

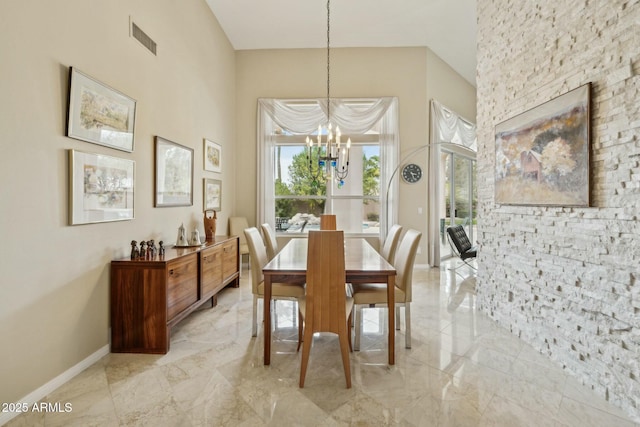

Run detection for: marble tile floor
[[5, 261, 639, 426]]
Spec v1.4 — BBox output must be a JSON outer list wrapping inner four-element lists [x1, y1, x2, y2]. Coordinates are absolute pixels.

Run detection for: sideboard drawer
[[167, 254, 198, 320]]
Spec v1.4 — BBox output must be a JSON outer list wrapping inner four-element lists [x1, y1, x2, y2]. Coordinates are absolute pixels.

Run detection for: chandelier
[[306, 0, 351, 188]]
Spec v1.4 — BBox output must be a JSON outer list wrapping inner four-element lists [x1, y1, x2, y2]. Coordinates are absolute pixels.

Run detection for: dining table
[[262, 237, 397, 365]]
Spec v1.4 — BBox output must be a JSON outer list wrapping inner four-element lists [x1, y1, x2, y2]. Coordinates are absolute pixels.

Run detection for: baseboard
[[0, 344, 110, 426]]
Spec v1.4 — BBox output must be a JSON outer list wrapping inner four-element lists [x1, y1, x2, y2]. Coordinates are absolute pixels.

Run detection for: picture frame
[[67, 67, 136, 152], [68, 149, 134, 225], [203, 139, 222, 173], [155, 136, 194, 207], [203, 178, 222, 211], [494, 83, 591, 206]]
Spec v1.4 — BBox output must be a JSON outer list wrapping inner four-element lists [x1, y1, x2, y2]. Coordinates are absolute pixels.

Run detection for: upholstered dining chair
[[298, 230, 354, 388], [229, 217, 250, 275], [380, 224, 403, 264], [244, 227, 305, 337], [352, 228, 421, 350], [260, 223, 279, 261]]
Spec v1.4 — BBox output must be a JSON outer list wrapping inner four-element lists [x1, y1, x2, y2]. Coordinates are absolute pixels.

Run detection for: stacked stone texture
[[477, 0, 639, 421]]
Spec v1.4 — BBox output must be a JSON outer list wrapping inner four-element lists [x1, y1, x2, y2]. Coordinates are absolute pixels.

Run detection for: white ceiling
[[205, 0, 477, 86]]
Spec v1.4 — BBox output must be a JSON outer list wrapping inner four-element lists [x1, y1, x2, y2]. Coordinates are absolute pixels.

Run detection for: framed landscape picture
[[68, 149, 134, 225], [67, 67, 136, 152], [204, 139, 222, 172], [494, 83, 591, 206], [203, 178, 221, 211], [155, 136, 194, 207]]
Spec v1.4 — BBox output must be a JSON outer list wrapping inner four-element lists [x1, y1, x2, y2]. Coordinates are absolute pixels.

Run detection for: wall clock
[[401, 163, 422, 184]]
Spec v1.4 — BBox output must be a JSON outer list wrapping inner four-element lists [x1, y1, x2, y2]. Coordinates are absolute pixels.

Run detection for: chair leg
[[299, 326, 314, 388], [354, 305, 362, 351], [395, 305, 401, 330], [405, 303, 411, 349], [347, 311, 353, 352], [297, 310, 303, 352], [273, 299, 278, 330], [338, 327, 352, 389], [252, 295, 258, 337]]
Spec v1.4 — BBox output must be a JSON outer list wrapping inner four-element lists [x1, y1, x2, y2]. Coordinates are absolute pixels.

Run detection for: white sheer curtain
[[257, 97, 399, 242], [427, 99, 477, 266]]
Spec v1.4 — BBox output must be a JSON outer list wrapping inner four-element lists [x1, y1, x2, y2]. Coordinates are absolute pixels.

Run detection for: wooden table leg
[[387, 274, 395, 365], [264, 274, 272, 365]]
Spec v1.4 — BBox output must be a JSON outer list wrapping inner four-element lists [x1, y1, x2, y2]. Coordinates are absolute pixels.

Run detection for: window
[[258, 98, 399, 238], [440, 150, 477, 259], [429, 99, 477, 266], [273, 139, 380, 234]]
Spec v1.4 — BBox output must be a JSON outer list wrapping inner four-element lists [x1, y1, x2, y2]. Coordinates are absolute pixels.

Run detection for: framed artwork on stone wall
[[494, 83, 591, 206]]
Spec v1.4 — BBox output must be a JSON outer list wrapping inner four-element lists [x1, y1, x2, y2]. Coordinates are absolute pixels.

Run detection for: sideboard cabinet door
[[200, 244, 223, 298], [167, 253, 198, 321], [222, 238, 238, 281]]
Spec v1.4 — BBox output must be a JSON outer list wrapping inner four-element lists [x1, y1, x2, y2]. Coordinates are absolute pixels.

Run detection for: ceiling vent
[[130, 19, 157, 56]]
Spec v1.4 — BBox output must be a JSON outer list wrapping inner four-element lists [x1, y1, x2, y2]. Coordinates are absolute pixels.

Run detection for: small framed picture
[[66, 67, 136, 152], [203, 178, 221, 211], [155, 136, 194, 207], [204, 139, 222, 173], [68, 149, 135, 225]]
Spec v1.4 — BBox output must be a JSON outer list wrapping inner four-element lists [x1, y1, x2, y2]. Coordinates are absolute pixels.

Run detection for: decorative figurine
[[149, 240, 157, 258], [130, 240, 139, 260], [190, 229, 201, 246], [176, 223, 187, 246], [204, 210, 217, 241], [139, 240, 147, 259], [158, 241, 165, 257]]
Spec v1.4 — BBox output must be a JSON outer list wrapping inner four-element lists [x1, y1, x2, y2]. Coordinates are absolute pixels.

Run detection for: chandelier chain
[[326, 0, 330, 121], [306, 0, 350, 187]]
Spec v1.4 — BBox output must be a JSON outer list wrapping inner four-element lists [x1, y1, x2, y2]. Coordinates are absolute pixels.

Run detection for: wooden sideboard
[[110, 235, 240, 354]]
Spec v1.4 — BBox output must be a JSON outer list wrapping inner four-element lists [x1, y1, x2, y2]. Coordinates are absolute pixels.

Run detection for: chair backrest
[[393, 229, 422, 302], [446, 225, 472, 254], [260, 223, 279, 261], [229, 217, 250, 246], [380, 224, 403, 264], [320, 214, 337, 230], [244, 227, 268, 294], [306, 230, 347, 333]]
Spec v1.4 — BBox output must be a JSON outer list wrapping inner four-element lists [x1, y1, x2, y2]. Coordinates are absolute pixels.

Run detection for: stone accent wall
[[476, 0, 640, 420]]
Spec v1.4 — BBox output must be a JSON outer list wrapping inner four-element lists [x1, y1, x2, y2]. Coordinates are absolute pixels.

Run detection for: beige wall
[[0, 0, 235, 404], [235, 47, 476, 262]]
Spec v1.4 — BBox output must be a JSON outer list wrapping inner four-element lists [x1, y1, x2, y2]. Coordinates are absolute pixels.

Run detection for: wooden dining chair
[[260, 223, 279, 261], [298, 230, 354, 388], [380, 224, 403, 264], [244, 227, 305, 337], [319, 214, 337, 230], [352, 229, 421, 350]]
